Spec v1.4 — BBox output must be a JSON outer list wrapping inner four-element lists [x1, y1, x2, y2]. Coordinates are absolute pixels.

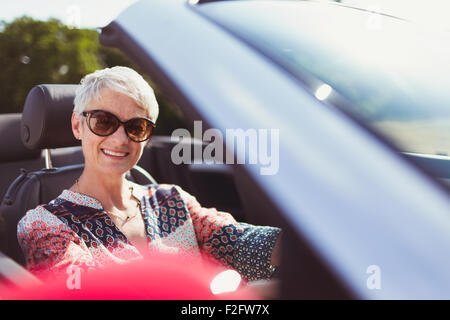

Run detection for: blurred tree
[[0, 17, 101, 113], [0, 16, 187, 135]]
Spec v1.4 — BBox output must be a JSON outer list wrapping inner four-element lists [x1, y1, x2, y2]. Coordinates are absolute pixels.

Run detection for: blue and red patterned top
[[17, 184, 281, 281]]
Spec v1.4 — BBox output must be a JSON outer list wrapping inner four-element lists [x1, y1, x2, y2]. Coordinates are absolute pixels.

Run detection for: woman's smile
[[101, 148, 130, 158]]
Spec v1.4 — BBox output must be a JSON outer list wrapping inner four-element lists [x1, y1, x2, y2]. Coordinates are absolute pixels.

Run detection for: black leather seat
[[0, 84, 157, 265], [0, 114, 43, 202]]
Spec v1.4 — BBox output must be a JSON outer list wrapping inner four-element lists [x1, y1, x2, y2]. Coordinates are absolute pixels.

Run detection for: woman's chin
[[94, 162, 136, 177]]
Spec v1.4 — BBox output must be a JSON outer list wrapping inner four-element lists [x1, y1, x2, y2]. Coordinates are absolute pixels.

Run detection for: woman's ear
[[72, 112, 82, 140]]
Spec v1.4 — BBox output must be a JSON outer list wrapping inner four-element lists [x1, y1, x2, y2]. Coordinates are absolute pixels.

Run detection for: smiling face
[[72, 88, 149, 177]]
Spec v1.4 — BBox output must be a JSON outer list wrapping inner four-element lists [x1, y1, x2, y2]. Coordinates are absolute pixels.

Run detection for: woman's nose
[[109, 124, 129, 143]]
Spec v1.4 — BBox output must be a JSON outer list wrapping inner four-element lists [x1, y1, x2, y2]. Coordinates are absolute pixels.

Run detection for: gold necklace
[[75, 179, 142, 222]]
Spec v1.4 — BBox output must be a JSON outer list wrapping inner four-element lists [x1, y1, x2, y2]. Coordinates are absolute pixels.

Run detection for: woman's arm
[[17, 206, 95, 278], [271, 233, 281, 266], [178, 187, 282, 282]]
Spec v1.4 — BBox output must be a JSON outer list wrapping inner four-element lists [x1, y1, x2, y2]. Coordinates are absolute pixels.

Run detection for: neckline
[[57, 186, 151, 252], [59, 183, 147, 210], [60, 189, 104, 210]]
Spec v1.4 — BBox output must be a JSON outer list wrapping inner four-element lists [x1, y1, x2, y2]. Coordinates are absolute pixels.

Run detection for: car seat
[[0, 84, 157, 265], [0, 114, 43, 202]]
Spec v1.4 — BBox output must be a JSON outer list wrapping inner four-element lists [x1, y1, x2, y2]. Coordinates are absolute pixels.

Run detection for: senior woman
[[17, 66, 281, 282]]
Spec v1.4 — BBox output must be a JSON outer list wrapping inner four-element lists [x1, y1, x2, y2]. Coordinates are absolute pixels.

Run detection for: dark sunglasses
[[81, 110, 156, 142]]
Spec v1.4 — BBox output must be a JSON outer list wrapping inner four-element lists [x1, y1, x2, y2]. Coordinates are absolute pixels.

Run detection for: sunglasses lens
[[84, 110, 154, 142], [126, 118, 153, 142], [89, 111, 118, 136]]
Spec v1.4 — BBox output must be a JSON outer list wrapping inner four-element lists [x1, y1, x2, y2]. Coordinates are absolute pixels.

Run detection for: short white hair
[[73, 66, 159, 121]]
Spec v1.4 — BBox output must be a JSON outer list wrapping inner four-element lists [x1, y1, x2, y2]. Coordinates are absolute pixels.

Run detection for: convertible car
[[2, 0, 450, 299]]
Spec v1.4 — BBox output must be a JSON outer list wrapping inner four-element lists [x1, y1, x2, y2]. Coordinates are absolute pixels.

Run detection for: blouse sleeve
[[17, 205, 96, 278], [178, 188, 281, 281]]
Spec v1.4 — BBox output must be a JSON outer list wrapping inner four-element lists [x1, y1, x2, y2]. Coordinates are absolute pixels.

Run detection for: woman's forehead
[[88, 88, 149, 119]]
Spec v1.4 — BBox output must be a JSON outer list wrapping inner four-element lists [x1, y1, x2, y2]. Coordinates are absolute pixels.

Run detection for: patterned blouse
[[17, 184, 281, 281]]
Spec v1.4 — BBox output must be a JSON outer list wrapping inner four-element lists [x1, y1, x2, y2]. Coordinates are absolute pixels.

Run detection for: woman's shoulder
[[142, 183, 180, 190], [18, 196, 70, 230], [138, 183, 185, 196], [135, 183, 191, 204], [17, 204, 68, 236]]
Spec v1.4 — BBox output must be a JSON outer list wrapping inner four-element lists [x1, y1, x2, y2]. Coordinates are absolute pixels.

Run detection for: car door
[[100, 0, 450, 299]]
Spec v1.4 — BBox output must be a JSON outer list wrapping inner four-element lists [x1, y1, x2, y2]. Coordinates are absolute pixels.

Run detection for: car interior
[[0, 84, 246, 291], [2, 83, 448, 298]]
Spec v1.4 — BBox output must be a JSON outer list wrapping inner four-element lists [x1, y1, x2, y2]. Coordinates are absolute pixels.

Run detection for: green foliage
[[0, 17, 100, 113], [0, 16, 187, 135]]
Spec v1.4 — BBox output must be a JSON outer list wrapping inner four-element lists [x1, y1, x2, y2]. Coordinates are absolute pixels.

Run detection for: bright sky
[[0, 0, 138, 29], [1, 0, 450, 30], [340, 0, 450, 29]]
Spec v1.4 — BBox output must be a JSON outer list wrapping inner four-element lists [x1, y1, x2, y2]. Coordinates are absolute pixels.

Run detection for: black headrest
[[0, 114, 41, 162], [21, 84, 81, 150]]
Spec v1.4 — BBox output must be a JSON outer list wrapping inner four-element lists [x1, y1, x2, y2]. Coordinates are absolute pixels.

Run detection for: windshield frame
[[192, 0, 450, 188]]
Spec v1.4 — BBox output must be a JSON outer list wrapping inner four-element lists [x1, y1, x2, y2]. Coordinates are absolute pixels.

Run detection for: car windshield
[[197, 1, 450, 156]]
